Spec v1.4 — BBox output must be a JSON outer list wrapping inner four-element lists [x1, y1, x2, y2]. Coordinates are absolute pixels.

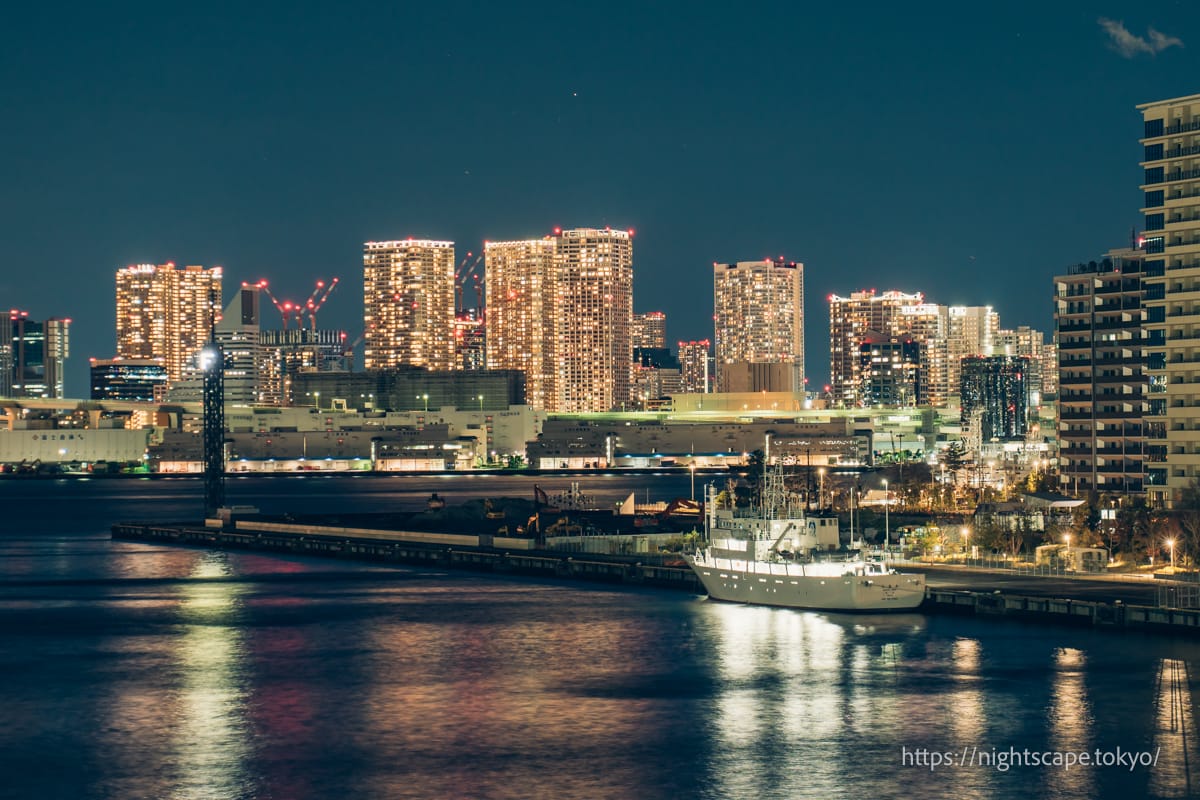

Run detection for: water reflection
[[1151, 657, 1199, 798], [703, 603, 927, 799], [1046, 647, 1094, 798], [173, 552, 254, 799]]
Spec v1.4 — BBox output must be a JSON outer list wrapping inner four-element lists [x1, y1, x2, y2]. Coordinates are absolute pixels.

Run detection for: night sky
[[4, 3, 1199, 395]]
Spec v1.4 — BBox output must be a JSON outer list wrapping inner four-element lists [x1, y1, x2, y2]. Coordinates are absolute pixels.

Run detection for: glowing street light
[[1168, 538, 1176, 572], [477, 394, 484, 412], [818, 467, 826, 510], [417, 393, 429, 412], [690, 462, 697, 502]]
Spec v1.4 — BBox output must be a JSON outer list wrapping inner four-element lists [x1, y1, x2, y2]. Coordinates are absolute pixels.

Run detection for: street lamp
[[314, 391, 320, 411], [883, 478, 890, 546], [477, 394, 484, 412], [417, 393, 429, 412], [818, 467, 826, 511], [961, 526, 970, 561], [1168, 538, 1176, 572], [690, 462, 697, 502]]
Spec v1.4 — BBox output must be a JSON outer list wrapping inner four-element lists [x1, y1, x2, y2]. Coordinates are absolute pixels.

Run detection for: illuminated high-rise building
[[1054, 251, 1147, 496], [960, 355, 1029, 442], [89, 358, 168, 402], [214, 283, 264, 405], [1138, 92, 1200, 506], [486, 228, 633, 412], [258, 330, 348, 407], [363, 239, 456, 371], [678, 340, 712, 393], [943, 305, 999, 403], [829, 290, 937, 407], [7, 310, 70, 398], [713, 259, 804, 393], [632, 311, 667, 349], [485, 237, 557, 409], [115, 263, 223, 384], [993, 324, 1048, 404], [553, 228, 634, 412], [454, 308, 486, 371]]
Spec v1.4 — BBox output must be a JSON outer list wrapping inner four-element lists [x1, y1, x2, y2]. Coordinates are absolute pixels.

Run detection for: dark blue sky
[[3, 3, 1198, 395]]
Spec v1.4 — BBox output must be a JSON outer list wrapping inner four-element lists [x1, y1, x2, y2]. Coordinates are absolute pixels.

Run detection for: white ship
[[686, 470, 926, 612]]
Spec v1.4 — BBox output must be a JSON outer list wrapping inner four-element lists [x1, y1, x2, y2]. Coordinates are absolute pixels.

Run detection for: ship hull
[[688, 559, 926, 612]]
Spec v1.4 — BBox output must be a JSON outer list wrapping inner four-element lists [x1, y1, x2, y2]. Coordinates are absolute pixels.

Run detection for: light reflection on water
[[4, 480, 1200, 799]]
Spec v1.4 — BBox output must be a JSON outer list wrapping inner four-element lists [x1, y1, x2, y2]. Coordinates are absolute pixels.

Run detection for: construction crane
[[343, 330, 366, 369], [257, 281, 303, 331], [454, 253, 483, 312], [304, 277, 340, 331]]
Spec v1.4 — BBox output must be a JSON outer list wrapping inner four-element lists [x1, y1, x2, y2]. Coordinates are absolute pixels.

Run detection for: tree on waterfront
[[1113, 500, 1154, 564], [1173, 479, 1200, 569], [1067, 497, 1103, 548]]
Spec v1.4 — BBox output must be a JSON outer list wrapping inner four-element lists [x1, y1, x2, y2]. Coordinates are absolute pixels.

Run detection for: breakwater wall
[[111, 522, 1200, 635], [111, 522, 701, 592], [925, 588, 1200, 636]]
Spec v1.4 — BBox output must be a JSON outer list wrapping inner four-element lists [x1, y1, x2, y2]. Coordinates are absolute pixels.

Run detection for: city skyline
[[4, 6, 1200, 395]]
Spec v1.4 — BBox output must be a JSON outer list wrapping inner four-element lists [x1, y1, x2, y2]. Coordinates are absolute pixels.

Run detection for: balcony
[[1164, 120, 1200, 136], [1146, 168, 1200, 186], [1161, 144, 1200, 161]]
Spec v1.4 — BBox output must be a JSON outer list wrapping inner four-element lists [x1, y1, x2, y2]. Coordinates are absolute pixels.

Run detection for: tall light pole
[[477, 394, 484, 412], [417, 393, 429, 412], [883, 478, 890, 546], [690, 462, 696, 502], [1168, 538, 1176, 572], [818, 467, 826, 511]]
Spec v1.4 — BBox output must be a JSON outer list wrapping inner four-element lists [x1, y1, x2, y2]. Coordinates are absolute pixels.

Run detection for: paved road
[[904, 564, 1179, 606]]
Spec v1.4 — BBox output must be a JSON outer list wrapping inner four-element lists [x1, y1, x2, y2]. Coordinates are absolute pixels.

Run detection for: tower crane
[[305, 277, 340, 331], [258, 281, 302, 331], [454, 253, 483, 312]]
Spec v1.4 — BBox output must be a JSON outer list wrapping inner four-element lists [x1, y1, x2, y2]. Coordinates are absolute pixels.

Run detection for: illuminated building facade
[[115, 263, 223, 384], [259, 329, 348, 406], [632, 311, 667, 349], [214, 284, 264, 405], [485, 238, 557, 410], [1053, 252, 1147, 495], [713, 260, 804, 393], [455, 308, 486, 370], [859, 337, 921, 407], [89, 358, 168, 402], [7, 310, 70, 398], [1139, 93, 1200, 506], [486, 229, 633, 413], [993, 324, 1050, 405], [960, 355, 1029, 442], [363, 240, 456, 371], [829, 290, 937, 407], [942, 305, 999, 404], [678, 340, 712, 393], [552, 228, 634, 412]]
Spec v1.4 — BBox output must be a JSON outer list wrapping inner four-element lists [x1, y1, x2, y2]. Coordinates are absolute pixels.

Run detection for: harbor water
[[2, 476, 1199, 799]]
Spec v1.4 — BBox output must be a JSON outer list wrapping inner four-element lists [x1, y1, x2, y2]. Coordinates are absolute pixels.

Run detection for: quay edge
[[111, 522, 1200, 636]]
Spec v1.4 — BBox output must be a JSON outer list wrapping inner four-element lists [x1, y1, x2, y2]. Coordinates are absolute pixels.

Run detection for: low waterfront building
[[89, 358, 169, 402], [526, 418, 869, 469]]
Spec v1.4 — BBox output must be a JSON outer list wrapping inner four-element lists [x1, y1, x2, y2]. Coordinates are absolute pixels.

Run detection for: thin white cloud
[[1099, 18, 1183, 58]]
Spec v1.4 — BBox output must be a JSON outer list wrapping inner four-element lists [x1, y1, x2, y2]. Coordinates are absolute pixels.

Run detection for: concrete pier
[[111, 521, 1200, 636], [111, 522, 702, 592]]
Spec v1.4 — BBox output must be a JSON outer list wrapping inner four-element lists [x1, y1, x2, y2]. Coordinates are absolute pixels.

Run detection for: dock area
[[111, 521, 701, 592], [111, 520, 1200, 636]]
